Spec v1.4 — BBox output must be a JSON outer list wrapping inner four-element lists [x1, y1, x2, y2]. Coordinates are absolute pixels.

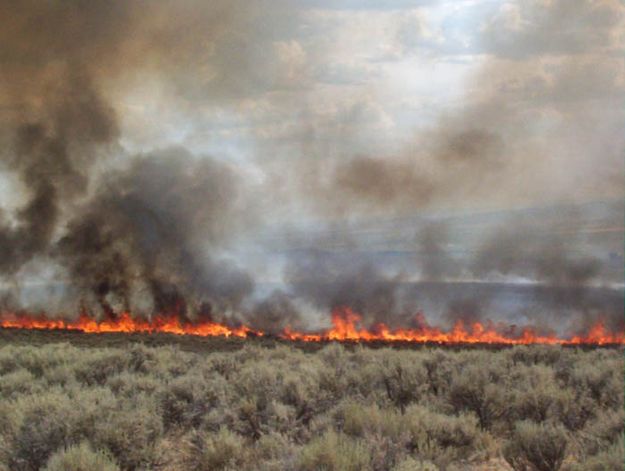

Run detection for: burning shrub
[[503, 421, 568, 471], [43, 442, 119, 471]]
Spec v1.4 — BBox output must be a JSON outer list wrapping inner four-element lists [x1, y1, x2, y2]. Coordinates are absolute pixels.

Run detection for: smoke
[[259, 0, 623, 333], [280, 0, 623, 217], [471, 215, 623, 332], [416, 223, 455, 281], [286, 250, 407, 326], [0, 0, 622, 335], [245, 290, 304, 335], [54, 148, 255, 320], [0, 0, 294, 320]]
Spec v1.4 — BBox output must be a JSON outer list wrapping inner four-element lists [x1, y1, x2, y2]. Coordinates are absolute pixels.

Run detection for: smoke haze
[[0, 0, 622, 336]]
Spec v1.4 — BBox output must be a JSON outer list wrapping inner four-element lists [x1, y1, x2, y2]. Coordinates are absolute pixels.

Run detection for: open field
[[0, 330, 623, 471]]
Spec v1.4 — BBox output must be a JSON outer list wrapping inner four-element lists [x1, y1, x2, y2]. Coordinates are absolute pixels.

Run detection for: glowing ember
[[0, 308, 623, 345]]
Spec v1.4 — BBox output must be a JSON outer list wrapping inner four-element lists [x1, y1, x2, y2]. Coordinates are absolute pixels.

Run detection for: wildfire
[[0, 312, 258, 338], [0, 308, 623, 345]]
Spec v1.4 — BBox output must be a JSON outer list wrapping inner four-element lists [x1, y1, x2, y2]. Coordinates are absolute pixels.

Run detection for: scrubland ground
[[0, 334, 622, 471]]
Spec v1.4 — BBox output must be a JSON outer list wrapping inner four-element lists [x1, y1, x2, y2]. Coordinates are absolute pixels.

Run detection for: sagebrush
[[0, 339, 622, 471]]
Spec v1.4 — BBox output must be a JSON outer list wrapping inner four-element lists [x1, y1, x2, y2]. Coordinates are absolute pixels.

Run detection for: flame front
[[1, 308, 623, 345], [0, 312, 258, 338]]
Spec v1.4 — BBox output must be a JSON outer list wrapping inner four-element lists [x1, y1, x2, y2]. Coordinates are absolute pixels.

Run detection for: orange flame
[[1, 308, 623, 345], [0, 312, 258, 338]]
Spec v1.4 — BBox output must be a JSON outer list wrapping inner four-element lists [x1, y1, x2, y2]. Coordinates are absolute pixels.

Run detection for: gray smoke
[[0, 0, 293, 321], [0, 0, 622, 336], [54, 148, 255, 320]]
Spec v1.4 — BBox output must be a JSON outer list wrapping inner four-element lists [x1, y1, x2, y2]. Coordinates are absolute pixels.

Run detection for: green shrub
[[422, 351, 454, 397], [569, 356, 623, 408], [570, 438, 625, 471], [91, 399, 163, 470], [508, 346, 563, 367], [392, 456, 439, 471], [549, 387, 594, 431], [447, 365, 508, 430], [253, 431, 293, 463], [503, 421, 568, 471], [8, 390, 83, 471], [158, 372, 219, 430], [43, 363, 79, 388], [404, 404, 481, 465], [182, 427, 248, 471], [576, 409, 624, 458], [510, 365, 560, 423], [298, 430, 372, 471], [0, 368, 40, 400], [339, 401, 408, 469], [0, 341, 622, 471], [43, 442, 119, 471], [378, 355, 427, 413], [73, 350, 130, 386], [341, 402, 404, 440]]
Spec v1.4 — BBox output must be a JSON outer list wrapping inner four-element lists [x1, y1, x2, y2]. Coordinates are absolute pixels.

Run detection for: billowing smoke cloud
[[0, 73, 118, 271], [55, 148, 255, 320], [0, 0, 294, 320], [256, 0, 624, 332], [0, 0, 622, 335]]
